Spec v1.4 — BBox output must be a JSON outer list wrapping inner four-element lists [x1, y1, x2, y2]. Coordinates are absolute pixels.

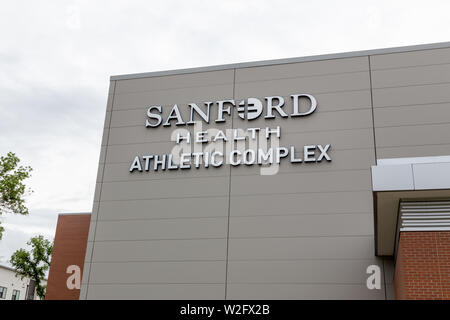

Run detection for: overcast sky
[[1, 0, 450, 265]]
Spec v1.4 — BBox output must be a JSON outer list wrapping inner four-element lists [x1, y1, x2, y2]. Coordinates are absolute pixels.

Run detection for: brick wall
[[45, 214, 90, 300], [395, 231, 450, 300]]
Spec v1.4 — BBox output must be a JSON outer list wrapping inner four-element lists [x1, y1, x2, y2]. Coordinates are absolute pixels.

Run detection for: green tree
[[0, 152, 33, 239], [10, 235, 53, 299]]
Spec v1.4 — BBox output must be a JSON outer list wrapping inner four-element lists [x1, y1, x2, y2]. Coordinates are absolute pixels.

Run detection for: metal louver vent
[[399, 200, 450, 231]]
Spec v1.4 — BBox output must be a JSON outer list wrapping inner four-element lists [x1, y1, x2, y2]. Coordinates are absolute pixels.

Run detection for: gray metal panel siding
[[371, 47, 450, 159], [226, 58, 378, 299], [83, 71, 235, 300], [82, 43, 450, 299], [81, 80, 116, 297], [83, 57, 383, 299]]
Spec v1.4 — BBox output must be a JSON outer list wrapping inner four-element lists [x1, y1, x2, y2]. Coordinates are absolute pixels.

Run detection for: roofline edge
[[58, 212, 91, 216], [110, 41, 450, 81]]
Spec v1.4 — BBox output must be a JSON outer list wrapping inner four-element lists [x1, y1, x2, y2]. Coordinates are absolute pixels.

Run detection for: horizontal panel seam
[[375, 121, 450, 129], [85, 235, 374, 244], [115, 70, 370, 95], [115, 82, 234, 96], [88, 282, 226, 285], [108, 107, 373, 128], [97, 189, 373, 202], [112, 88, 371, 109], [373, 80, 450, 90], [374, 101, 450, 109], [234, 70, 369, 85], [84, 281, 377, 285], [100, 168, 373, 184], [88, 258, 376, 264], [373, 101, 450, 110], [94, 211, 373, 222], [106, 127, 375, 146], [224, 281, 381, 285], [92, 234, 374, 242], [371, 61, 450, 71], [376, 142, 450, 149], [111, 94, 371, 113]]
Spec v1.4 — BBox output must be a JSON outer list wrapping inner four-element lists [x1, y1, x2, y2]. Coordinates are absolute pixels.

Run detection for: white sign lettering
[[131, 93, 331, 174]]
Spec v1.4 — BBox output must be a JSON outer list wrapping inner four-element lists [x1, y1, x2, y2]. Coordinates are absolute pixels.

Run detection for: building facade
[[80, 42, 450, 299], [45, 213, 91, 300], [0, 265, 45, 300]]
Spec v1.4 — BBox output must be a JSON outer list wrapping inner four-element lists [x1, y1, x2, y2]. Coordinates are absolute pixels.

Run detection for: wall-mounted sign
[[129, 93, 332, 174], [145, 94, 317, 127]]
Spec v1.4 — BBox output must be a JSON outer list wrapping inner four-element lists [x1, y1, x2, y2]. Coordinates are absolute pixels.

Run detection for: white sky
[[1, 0, 450, 265]]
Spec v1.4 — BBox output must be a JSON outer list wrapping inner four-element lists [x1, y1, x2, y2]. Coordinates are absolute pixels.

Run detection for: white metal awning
[[371, 155, 450, 256]]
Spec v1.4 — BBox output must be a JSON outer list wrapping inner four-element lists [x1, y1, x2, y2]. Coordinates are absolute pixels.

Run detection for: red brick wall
[[45, 214, 90, 300], [395, 231, 450, 300]]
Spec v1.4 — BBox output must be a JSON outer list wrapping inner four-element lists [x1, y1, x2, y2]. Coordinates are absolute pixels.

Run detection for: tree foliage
[[0, 152, 33, 239], [10, 235, 53, 299]]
